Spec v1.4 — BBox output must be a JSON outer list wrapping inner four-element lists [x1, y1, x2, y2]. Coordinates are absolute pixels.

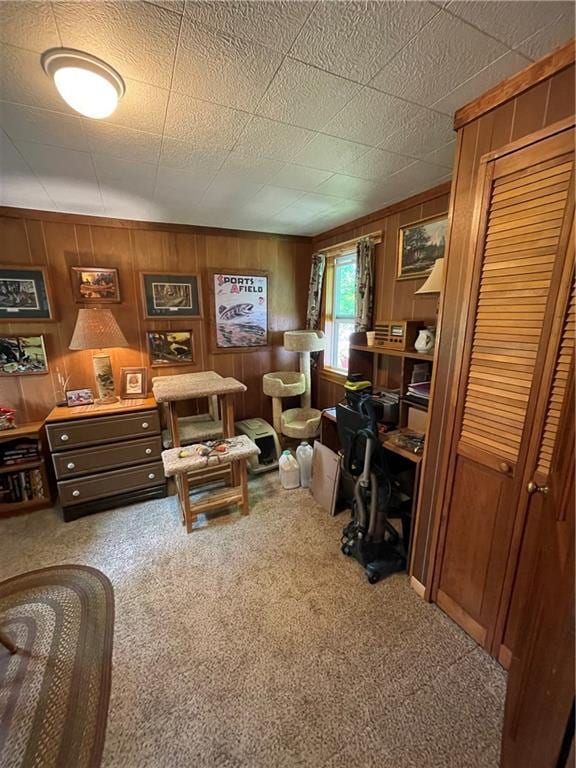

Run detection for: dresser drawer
[[58, 461, 165, 506], [46, 410, 160, 451], [52, 436, 162, 479]]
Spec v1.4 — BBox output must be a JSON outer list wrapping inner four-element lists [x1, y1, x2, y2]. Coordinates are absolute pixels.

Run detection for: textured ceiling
[[0, 1, 574, 236]]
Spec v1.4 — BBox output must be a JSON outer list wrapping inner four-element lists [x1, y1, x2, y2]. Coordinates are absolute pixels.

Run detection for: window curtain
[[355, 237, 375, 332], [305, 252, 326, 330]]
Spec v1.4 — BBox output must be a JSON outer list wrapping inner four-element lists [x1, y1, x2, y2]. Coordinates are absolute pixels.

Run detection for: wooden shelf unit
[[0, 421, 51, 516], [348, 331, 434, 430]]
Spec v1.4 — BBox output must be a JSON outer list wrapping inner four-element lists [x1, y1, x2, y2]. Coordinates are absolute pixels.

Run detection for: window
[[325, 252, 356, 373]]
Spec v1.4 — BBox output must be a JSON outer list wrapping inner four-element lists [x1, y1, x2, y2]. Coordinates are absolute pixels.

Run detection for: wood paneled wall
[[415, 59, 576, 587], [312, 183, 451, 410], [0, 208, 312, 423]]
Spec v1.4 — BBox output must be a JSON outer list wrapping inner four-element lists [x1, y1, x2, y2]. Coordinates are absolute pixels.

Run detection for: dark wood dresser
[[45, 397, 166, 521]]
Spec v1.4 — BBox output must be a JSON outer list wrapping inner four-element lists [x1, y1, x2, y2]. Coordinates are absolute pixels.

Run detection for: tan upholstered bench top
[[161, 435, 260, 476], [153, 372, 246, 402]]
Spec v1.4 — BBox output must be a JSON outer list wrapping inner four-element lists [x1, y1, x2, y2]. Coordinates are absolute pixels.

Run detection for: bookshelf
[[0, 422, 51, 516], [348, 331, 434, 430]]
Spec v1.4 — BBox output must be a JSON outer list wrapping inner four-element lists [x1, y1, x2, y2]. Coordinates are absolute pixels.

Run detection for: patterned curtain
[[355, 237, 375, 332], [305, 252, 326, 330]]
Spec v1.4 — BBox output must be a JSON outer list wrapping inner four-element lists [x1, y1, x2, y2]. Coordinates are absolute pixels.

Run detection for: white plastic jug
[[279, 450, 300, 489], [296, 441, 313, 488]]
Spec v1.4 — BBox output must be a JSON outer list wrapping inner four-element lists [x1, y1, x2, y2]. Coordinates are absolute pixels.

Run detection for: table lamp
[[415, 257, 444, 295], [69, 308, 129, 404]]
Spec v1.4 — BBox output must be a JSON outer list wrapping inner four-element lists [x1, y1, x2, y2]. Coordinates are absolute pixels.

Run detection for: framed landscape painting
[[141, 273, 202, 318], [71, 267, 121, 303], [397, 215, 447, 280], [0, 266, 53, 320], [0, 335, 48, 375]]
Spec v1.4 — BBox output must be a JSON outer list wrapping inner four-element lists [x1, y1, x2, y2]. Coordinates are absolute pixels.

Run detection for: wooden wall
[[0, 208, 312, 423], [415, 58, 576, 587], [312, 183, 451, 410]]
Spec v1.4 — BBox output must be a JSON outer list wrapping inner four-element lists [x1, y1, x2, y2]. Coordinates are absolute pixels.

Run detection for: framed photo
[[0, 335, 48, 376], [0, 266, 53, 320], [141, 272, 202, 318], [66, 388, 94, 407], [397, 215, 448, 280], [212, 271, 268, 350], [71, 267, 121, 303], [147, 331, 194, 367], [120, 367, 148, 399]]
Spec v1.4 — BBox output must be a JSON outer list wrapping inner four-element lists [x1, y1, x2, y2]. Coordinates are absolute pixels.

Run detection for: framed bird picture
[[211, 270, 269, 351]]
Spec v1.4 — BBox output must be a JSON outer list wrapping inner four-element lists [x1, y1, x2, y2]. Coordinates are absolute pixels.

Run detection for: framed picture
[[212, 271, 268, 350], [397, 215, 448, 280], [141, 272, 202, 318], [66, 388, 94, 407], [0, 335, 48, 376], [71, 267, 121, 303], [120, 367, 148, 399], [147, 331, 194, 367], [0, 266, 53, 320]]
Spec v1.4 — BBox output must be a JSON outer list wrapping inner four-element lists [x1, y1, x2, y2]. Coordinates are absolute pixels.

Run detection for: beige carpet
[[0, 474, 506, 768]]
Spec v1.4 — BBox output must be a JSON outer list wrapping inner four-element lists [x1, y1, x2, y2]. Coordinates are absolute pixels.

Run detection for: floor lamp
[[69, 308, 129, 404]]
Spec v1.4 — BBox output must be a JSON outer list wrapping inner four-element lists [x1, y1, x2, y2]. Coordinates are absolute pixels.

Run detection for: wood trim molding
[[318, 368, 347, 386], [0, 205, 312, 243], [454, 38, 576, 130], [312, 181, 451, 245], [481, 116, 575, 164]]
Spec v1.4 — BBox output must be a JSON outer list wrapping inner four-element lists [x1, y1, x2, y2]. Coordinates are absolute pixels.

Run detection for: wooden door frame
[[425, 117, 576, 613]]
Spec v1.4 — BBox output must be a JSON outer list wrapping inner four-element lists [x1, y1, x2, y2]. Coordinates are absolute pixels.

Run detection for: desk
[[320, 407, 423, 569]]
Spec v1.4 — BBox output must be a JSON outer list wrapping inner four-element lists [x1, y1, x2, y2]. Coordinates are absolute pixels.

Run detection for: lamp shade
[[415, 258, 444, 295], [69, 308, 128, 350]]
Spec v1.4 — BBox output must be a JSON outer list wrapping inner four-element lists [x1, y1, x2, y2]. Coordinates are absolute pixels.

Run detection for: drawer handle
[[148, 472, 156, 480], [72, 489, 80, 497], [60, 434, 69, 442], [141, 422, 149, 429], [67, 462, 76, 470], [145, 448, 152, 455]]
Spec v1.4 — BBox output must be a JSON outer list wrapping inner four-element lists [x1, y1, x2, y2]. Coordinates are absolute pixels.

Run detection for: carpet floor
[[0, 474, 506, 768]]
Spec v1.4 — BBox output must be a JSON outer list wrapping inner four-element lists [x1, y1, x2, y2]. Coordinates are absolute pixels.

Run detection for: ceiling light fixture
[[41, 48, 125, 119]]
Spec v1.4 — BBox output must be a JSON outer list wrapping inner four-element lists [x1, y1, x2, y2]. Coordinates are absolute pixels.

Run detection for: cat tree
[[263, 330, 326, 440]]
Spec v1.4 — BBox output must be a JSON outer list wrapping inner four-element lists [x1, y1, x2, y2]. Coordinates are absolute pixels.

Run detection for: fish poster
[[214, 273, 268, 348]]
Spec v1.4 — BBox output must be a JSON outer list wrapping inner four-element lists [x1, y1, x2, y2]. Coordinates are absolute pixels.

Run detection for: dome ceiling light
[[41, 48, 125, 119]]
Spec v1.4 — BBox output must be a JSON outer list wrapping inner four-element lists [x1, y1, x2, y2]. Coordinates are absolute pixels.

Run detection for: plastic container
[[279, 450, 300, 489], [296, 441, 313, 488]]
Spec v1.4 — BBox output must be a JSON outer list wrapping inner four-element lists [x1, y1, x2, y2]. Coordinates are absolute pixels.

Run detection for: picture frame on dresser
[[140, 272, 202, 319], [0, 265, 53, 320], [120, 367, 148, 399]]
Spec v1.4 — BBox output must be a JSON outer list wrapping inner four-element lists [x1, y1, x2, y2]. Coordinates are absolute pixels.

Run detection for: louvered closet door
[[435, 127, 575, 652]]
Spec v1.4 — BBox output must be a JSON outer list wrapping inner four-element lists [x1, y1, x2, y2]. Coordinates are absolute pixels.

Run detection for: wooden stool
[[153, 373, 259, 532], [161, 435, 259, 532]]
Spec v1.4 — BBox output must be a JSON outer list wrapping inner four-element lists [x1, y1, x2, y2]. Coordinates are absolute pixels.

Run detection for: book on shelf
[[0, 467, 45, 504], [405, 380, 431, 404]]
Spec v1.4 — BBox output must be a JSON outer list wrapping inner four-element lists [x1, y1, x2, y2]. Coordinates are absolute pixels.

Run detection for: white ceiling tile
[[379, 110, 454, 158], [83, 121, 162, 163], [103, 79, 169, 135], [238, 185, 305, 217], [93, 154, 158, 197], [0, 1, 60, 52], [270, 163, 333, 192], [515, 10, 576, 61], [291, 1, 439, 83], [164, 92, 250, 152], [256, 58, 361, 131], [293, 134, 368, 173], [0, 130, 54, 209], [445, 1, 573, 49], [146, 1, 184, 13], [159, 138, 227, 172], [101, 191, 163, 221], [341, 147, 414, 181], [0, 44, 74, 113], [53, 0, 180, 89], [282, 192, 342, 217], [234, 117, 316, 162], [173, 18, 283, 111], [431, 51, 530, 116], [156, 165, 216, 198], [386, 161, 451, 195], [421, 141, 456, 170], [183, 1, 312, 53], [0, 102, 88, 151], [323, 87, 426, 147], [315, 174, 382, 201], [218, 153, 285, 184], [370, 11, 510, 107], [201, 176, 265, 208]]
